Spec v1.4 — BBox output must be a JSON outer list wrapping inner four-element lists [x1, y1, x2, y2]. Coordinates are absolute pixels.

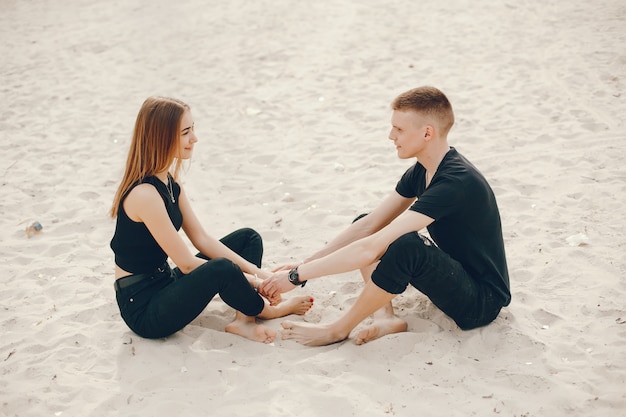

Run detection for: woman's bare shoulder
[[123, 183, 164, 221]]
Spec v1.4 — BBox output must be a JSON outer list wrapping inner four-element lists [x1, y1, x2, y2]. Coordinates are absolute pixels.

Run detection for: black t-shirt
[[396, 147, 511, 305], [110, 174, 183, 274]]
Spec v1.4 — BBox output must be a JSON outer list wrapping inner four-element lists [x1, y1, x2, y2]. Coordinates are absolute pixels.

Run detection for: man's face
[[388, 110, 427, 159]]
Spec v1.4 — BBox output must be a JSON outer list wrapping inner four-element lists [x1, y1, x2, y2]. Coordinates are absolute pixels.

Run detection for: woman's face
[[178, 109, 197, 160]]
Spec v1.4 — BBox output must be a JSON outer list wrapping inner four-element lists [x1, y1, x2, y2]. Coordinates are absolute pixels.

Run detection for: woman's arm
[[123, 184, 205, 274], [177, 186, 267, 279]]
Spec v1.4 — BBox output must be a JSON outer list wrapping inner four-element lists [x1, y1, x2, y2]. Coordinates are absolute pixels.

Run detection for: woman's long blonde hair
[[110, 96, 190, 218]]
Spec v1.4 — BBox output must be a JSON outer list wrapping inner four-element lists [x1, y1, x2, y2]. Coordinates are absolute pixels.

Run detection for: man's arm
[[300, 210, 433, 279], [303, 191, 415, 263], [260, 209, 434, 297]]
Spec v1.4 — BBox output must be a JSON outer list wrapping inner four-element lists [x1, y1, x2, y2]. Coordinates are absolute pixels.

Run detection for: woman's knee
[[238, 227, 262, 242], [203, 257, 240, 276]]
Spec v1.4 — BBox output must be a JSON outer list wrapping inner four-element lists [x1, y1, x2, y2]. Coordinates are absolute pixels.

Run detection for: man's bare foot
[[225, 314, 276, 344], [257, 296, 314, 320], [355, 316, 407, 345], [281, 320, 348, 346]]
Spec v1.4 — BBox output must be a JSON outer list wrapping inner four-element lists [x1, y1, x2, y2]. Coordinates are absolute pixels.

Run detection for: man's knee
[[385, 232, 428, 259], [371, 233, 424, 293], [372, 233, 433, 292]]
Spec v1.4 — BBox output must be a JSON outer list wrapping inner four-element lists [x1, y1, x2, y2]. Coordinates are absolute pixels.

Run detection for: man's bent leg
[[372, 232, 500, 330], [356, 261, 408, 344], [282, 281, 396, 346]]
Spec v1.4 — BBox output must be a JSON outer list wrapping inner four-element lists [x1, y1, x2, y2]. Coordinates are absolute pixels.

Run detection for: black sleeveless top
[[110, 174, 183, 274]]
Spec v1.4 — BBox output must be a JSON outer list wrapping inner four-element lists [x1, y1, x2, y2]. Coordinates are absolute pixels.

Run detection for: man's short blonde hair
[[392, 86, 454, 136]]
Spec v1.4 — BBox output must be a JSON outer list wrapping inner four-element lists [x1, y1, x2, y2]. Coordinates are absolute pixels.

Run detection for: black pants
[[354, 215, 502, 330], [115, 228, 265, 339]]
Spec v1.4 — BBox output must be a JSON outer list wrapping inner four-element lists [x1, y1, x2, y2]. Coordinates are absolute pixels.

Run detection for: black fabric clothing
[[115, 228, 266, 339], [371, 232, 502, 330], [365, 147, 510, 330], [110, 175, 267, 339], [394, 147, 511, 306], [110, 174, 182, 274]]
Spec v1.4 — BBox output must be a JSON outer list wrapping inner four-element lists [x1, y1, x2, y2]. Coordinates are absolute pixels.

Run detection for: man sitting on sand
[[259, 86, 511, 346]]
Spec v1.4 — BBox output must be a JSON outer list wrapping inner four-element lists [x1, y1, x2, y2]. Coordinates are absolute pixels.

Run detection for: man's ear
[[424, 125, 435, 141]]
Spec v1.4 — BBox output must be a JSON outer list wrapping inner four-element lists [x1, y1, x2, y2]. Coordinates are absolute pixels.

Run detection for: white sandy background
[[1, 0, 625, 416]]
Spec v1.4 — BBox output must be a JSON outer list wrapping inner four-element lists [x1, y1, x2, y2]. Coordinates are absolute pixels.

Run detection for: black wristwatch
[[288, 267, 307, 287]]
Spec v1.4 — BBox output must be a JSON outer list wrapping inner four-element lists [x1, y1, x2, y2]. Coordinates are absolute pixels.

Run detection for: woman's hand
[[245, 273, 263, 290], [253, 268, 272, 280], [271, 262, 303, 273], [246, 272, 282, 306], [263, 292, 283, 306]]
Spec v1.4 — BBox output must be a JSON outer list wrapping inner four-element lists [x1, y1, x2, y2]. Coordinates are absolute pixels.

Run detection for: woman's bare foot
[[281, 320, 348, 346], [225, 313, 276, 344], [355, 316, 407, 345], [257, 296, 314, 320]]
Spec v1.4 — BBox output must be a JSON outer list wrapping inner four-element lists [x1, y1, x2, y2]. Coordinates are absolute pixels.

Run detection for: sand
[[1, 0, 625, 415]]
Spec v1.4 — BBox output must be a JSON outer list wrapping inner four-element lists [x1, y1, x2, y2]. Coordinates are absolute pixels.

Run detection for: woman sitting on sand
[[109, 96, 312, 343]]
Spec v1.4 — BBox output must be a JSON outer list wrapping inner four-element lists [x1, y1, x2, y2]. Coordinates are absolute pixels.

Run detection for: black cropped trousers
[[115, 228, 265, 339], [353, 214, 503, 330]]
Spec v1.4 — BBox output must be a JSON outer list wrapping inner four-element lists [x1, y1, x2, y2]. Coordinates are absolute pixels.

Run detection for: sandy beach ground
[[1, 0, 625, 416]]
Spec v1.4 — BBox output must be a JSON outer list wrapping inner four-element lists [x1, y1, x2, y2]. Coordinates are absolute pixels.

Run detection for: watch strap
[[288, 267, 307, 287]]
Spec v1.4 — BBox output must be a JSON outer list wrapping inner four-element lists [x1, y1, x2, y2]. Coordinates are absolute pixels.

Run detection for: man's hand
[[259, 270, 296, 300]]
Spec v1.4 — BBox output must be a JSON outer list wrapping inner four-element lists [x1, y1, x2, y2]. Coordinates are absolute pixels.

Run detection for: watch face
[[288, 268, 299, 284], [288, 268, 306, 288]]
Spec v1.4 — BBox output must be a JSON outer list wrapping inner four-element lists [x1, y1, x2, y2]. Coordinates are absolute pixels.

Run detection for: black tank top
[[110, 174, 182, 274]]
